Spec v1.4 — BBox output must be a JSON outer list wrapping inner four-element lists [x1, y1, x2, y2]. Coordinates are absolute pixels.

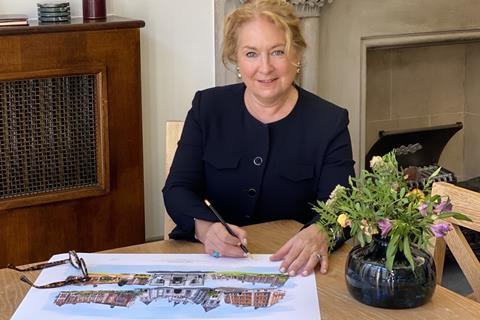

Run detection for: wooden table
[[1, 220, 479, 319]]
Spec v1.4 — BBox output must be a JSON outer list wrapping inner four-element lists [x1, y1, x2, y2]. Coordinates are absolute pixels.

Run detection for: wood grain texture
[[432, 182, 480, 301], [0, 17, 145, 267], [1, 220, 479, 320], [432, 237, 446, 283], [0, 16, 145, 36], [163, 121, 184, 239], [445, 225, 480, 301]]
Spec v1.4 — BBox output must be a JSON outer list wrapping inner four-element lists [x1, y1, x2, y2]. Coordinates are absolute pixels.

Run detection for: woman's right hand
[[194, 219, 248, 258]]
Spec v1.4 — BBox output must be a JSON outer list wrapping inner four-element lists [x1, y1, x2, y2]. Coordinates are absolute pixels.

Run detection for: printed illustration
[[11, 254, 321, 320], [53, 271, 289, 311]]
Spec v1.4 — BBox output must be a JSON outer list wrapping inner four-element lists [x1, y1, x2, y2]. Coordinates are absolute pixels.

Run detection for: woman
[[162, 0, 354, 277]]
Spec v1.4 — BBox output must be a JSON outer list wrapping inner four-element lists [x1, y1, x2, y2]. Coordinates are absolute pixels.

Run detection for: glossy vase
[[345, 236, 436, 309], [83, 0, 106, 19]]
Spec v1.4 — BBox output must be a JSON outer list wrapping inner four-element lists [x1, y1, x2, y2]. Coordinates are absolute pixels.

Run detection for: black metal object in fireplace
[[366, 122, 463, 187]]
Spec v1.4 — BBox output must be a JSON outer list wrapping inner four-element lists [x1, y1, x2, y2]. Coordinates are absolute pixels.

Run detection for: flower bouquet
[[313, 151, 471, 271], [313, 151, 472, 308]]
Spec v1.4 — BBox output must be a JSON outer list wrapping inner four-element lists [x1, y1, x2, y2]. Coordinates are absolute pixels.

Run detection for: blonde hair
[[222, 0, 307, 66]]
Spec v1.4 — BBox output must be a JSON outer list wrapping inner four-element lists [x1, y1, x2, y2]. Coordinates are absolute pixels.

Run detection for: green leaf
[[364, 187, 372, 197], [436, 212, 473, 222], [365, 233, 372, 244], [356, 231, 365, 247], [403, 236, 415, 271], [355, 202, 361, 211], [429, 166, 442, 179], [386, 233, 400, 271], [399, 187, 406, 198]]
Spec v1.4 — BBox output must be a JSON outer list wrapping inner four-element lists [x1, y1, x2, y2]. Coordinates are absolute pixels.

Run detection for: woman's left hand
[[270, 225, 329, 276]]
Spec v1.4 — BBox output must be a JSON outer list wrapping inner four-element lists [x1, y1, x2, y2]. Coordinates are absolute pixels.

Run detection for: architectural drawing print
[[11, 254, 321, 320], [53, 271, 289, 311], [54, 286, 286, 311]]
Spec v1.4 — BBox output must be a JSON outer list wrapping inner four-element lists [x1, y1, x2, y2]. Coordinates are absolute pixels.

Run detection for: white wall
[[0, 0, 216, 240], [109, 0, 215, 240]]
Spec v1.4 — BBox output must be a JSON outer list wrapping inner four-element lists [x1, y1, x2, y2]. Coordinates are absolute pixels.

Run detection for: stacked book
[[0, 14, 29, 27], [37, 2, 71, 23]]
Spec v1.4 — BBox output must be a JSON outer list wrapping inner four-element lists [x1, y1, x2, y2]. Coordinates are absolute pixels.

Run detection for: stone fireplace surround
[[215, 0, 480, 177]]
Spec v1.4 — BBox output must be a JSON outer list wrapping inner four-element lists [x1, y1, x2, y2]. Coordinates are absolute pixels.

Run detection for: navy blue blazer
[[162, 83, 355, 240]]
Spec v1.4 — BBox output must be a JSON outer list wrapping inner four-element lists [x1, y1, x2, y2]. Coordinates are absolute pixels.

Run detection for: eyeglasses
[[7, 250, 90, 289]]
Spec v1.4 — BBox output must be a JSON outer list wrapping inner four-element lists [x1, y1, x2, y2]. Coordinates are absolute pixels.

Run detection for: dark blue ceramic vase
[[345, 236, 436, 309]]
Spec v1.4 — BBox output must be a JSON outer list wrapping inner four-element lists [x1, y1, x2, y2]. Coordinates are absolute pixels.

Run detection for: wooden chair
[[432, 181, 480, 301], [164, 121, 184, 240]]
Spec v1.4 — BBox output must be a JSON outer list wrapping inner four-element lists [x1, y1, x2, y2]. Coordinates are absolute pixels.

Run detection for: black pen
[[204, 199, 250, 256]]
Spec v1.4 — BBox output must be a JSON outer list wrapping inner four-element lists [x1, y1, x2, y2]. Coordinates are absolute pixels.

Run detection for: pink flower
[[418, 203, 429, 217], [434, 198, 452, 214], [430, 223, 452, 238], [378, 218, 392, 237]]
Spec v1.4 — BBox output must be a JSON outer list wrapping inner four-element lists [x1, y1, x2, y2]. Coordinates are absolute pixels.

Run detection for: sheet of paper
[[11, 253, 321, 320]]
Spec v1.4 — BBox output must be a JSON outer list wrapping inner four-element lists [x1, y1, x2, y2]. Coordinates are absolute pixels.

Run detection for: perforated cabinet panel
[[0, 75, 98, 200]]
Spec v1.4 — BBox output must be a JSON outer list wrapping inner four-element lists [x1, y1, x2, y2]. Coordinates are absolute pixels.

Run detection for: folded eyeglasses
[[8, 250, 90, 289]]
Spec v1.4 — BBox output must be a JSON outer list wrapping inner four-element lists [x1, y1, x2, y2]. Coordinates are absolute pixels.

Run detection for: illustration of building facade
[[224, 289, 286, 308], [55, 287, 285, 312], [55, 291, 136, 308]]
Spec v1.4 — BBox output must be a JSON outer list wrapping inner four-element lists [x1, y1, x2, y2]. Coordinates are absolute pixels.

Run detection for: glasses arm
[[20, 274, 91, 289], [8, 259, 69, 272]]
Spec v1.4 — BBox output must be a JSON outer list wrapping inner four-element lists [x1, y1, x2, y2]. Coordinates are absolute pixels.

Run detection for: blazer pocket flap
[[203, 152, 240, 169], [280, 163, 314, 182]]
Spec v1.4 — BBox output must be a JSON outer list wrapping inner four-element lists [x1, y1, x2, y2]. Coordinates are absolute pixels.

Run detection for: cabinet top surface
[[0, 15, 145, 36]]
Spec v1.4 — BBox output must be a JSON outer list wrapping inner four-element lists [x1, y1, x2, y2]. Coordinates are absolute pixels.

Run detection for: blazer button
[[253, 156, 263, 166], [247, 188, 256, 197]]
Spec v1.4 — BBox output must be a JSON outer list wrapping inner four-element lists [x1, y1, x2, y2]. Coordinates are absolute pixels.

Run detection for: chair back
[[432, 181, 480, 301], [164, 121, 184, 239]]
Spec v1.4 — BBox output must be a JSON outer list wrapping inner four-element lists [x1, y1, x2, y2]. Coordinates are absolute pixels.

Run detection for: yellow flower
[[406, 188, 425, 200], [337, 213, 351, 228]]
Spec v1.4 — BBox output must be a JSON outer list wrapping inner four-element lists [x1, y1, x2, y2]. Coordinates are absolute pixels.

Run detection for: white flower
[[329, 185, 345, 199], [325, 198, 334, 207], [326, 185, 345, 207], [369, 156, 384, 169]]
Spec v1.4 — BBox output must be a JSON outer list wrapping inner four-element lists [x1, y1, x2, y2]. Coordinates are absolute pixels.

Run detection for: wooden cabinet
[[0, 16, 145, 267]]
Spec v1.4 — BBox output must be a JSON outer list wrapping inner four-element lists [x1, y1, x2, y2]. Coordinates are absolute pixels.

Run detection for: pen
[[204, 199, 250, 256]]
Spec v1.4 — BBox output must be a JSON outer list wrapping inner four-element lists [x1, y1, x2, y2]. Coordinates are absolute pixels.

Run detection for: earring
[[236, 66, 242, 79], [296, 62, 301, 74]]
